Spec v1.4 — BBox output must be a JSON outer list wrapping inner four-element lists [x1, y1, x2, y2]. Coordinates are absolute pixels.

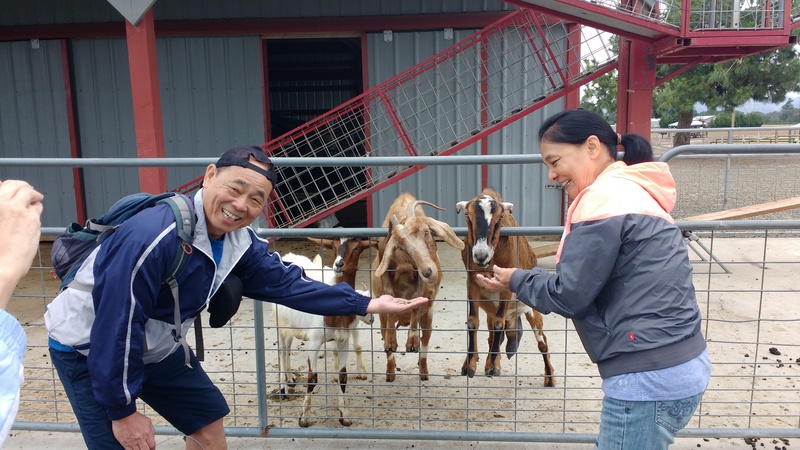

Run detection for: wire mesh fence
[[11, 223, 800, 443]]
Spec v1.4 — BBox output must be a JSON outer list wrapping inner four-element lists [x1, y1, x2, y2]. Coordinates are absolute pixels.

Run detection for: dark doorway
[[265, 38, 367, 227]]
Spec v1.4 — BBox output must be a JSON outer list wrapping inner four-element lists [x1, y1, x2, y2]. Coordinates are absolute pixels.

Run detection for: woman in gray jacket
[[477, 109, 710, 450]]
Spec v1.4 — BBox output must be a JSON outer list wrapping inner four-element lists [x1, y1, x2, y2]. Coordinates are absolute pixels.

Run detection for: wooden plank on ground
[[533, 242, 560, 258], [683, 196, 800, 221]]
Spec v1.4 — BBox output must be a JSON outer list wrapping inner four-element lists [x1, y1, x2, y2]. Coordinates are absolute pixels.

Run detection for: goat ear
[[455, 201, 467, 214], [502, 202, 514, 213], [375, 237, 397, 277], [428, 219, 465, 251], [360, 239, 378, 249]]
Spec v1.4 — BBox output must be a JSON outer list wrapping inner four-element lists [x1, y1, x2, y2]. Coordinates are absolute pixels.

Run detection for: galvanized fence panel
[[4, 146, 800, 445]]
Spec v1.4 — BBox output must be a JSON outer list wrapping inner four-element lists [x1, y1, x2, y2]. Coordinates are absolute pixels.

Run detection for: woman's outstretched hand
[[475, 265, 517, 292]]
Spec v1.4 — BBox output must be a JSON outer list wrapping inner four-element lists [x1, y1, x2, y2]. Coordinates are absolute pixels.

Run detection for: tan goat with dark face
[[456, 187, 555, 386], [372, 193, 464, 382]]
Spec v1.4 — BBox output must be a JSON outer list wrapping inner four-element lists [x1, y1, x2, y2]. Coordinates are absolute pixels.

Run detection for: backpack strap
[[157, 195, 197, 367]]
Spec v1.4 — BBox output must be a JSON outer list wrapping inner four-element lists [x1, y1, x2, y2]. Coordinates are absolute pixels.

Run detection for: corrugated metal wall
[[158, 36, 266, 188], [69, 36, 265, 218], [367, 29, 564, 227], [0, 39, 75, 226]]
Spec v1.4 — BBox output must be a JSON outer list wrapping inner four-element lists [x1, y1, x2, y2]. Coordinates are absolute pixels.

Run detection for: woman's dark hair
[[537, 109, 653, 165]]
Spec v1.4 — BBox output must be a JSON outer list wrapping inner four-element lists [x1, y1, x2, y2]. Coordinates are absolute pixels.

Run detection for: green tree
[[580, 63, 618, 123], [580, 36, 620, 123], [779, 99, 800, 124], [579, 24, 800, 147]]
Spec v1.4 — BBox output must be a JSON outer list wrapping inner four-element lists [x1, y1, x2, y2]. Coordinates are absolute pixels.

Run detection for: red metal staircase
[[175, 1, 797, 229]]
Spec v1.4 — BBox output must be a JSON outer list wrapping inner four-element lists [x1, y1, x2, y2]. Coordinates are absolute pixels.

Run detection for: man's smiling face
[[201, 159, 273, 239]]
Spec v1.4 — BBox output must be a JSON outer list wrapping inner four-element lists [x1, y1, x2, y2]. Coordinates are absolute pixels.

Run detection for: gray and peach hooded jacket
[[509, 161, 706, 378]]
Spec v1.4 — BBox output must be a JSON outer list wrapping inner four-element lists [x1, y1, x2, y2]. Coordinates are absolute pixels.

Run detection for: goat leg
[[336, 340, 352, 426], [383, 325, 398, 382], [418, 313, 433, 381], [298, 358, 318, 428], [351, 328, 369, 381], [523, 310, 557, 387], [486, 317, 504, 377], [461, 301, 480, 378], [385, 350, 397, 382], [505, 316, 524, 358]]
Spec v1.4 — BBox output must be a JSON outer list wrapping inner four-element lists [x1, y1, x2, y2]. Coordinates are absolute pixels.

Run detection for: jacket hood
[[603, 161, 677, 214]]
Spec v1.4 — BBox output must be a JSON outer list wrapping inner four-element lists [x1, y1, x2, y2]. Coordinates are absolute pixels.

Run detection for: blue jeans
[[50, 347, 229, 450], [594, 393, 703, 450]]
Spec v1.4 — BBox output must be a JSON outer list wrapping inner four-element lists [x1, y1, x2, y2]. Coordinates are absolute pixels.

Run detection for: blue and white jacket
[[45, 189, 371, 420]]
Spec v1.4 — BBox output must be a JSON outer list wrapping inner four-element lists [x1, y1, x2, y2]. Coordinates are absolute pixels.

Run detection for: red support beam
[[126, 9, 167, 193], [480, 35, 489, 190], [616, 38, 656, 136], [61, 39, 86, 225], [563, 23, 581, 109]]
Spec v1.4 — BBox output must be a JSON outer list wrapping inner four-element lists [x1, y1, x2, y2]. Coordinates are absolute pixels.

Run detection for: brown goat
[[306, 236, 377, 288], [455, 188, 555, 386], [372, 193, 464, 382]]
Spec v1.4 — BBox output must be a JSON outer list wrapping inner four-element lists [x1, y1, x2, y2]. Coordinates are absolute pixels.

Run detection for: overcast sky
[[735, 93, 800, 113]]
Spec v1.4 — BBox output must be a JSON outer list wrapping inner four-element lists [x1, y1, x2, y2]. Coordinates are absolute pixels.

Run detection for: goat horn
[[406, 200, 445, 218], [455, 201, 467, 214]]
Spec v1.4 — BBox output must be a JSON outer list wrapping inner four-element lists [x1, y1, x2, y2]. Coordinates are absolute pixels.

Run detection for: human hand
[[365, 294, 428, 314], [111, 411, 156, 450], [0, 180, 44, 306], [475, 265, 517, 292]]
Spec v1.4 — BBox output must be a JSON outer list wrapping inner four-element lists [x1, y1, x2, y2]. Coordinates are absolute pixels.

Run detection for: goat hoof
[[386, 373, 396, 382], [461, 366, 475, 378], [485, 367, 501, 377], [420, 373, 429, 381], [339, 417, 352, 427], [544, 377, 556, 387], [299, 418, 311, 428], [277, 388, 289, 399], [355, 373, 368, 380], [406, 345, 419, 353]]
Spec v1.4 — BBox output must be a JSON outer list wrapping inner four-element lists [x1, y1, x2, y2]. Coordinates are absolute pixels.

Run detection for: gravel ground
[[651, 132, 800, 222]]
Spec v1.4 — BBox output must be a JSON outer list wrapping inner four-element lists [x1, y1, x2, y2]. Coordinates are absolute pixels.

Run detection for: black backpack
[[51, 192, 195, 291]]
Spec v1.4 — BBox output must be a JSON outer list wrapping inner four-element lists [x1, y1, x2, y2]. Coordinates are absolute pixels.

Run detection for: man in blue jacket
[[45, 145, 427, 450]]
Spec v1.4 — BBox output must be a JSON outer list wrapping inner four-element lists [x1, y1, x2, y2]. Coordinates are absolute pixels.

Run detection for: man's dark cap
[[215, 145, 278, 187]]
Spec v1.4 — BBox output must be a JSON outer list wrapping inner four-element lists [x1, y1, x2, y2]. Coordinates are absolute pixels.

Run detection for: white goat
[[272, 252, 373, 427]]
